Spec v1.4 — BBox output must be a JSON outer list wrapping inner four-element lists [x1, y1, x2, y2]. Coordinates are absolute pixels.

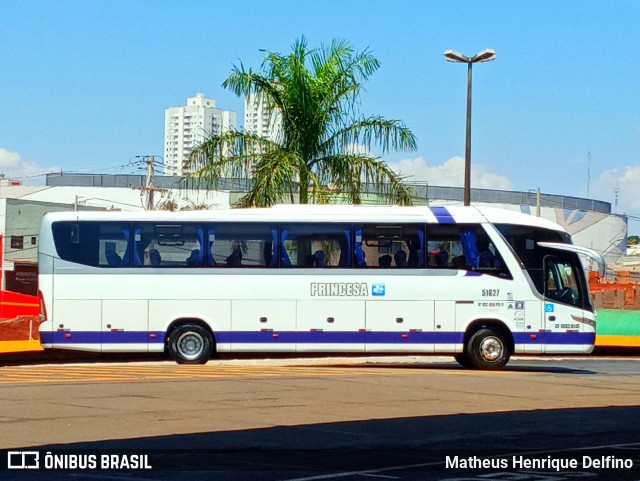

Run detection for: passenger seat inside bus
[[106, 250, 123, 266], [435, 249, 449, 267], [226, 246, 242, 266], [378, 255, 392, 267], [394, 250, 407, 267], [478, 242, 498, 268], [149, 249, 162, 267], [186, 249, 200, 266]]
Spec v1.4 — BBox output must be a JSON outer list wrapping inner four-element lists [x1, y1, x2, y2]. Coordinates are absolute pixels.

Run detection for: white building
[[163, 93, 237, 176], [243, 92, 281, 144]]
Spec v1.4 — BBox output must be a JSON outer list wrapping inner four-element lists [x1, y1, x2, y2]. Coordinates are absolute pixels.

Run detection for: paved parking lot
[[1, 357, 639, 480]]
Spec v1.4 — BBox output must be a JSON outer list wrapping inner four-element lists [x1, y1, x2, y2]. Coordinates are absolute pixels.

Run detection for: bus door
[[542, 255, 592, 352], [535, 242, 603, 352]]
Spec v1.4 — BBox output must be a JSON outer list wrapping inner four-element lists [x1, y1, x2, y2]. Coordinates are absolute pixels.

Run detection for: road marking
[[0, 357, 581, 385], [0, 364, 438, 385]]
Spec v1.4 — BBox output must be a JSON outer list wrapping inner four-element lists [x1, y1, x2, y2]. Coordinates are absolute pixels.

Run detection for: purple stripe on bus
[[429, 206, 456, 224], [41, 330, 594, 346]]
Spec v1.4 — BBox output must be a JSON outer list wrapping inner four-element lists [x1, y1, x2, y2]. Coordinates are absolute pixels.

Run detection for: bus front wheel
[[466, 328, 510, 370], [168, 323, 214, 364]]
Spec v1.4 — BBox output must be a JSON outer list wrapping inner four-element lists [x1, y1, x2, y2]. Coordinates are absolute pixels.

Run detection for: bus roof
[[41, 205, 566, 232]]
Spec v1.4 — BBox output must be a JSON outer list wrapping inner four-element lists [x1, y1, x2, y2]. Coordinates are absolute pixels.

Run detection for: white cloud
[[0, 148, 22, 169], [592, 164, 640, 215], [389, 156, 513, 190], [0, 148, 59, 184]]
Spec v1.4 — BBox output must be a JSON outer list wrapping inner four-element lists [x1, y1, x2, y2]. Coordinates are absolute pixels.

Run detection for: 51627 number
[[482, 289, 500, 297]]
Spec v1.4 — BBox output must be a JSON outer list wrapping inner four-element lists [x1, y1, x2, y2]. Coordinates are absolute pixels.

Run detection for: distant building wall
[[244, 92, 282, 143], [0, 199, 86, 279]]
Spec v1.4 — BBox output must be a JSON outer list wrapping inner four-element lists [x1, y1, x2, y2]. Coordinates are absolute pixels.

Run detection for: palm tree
[[186, 37, 417, 206]]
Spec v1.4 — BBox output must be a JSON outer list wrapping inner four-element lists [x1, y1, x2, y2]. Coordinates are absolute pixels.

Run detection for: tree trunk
[[298, 170, 309, 204]]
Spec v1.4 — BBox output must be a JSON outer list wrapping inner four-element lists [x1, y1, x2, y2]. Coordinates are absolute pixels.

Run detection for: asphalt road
[[1, 356, 639, 480]]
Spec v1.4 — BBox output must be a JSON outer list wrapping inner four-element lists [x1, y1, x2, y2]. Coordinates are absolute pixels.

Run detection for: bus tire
[[466, 328, 510, 370], [454, 353, 473, 368], [168, 323, 214, 364]]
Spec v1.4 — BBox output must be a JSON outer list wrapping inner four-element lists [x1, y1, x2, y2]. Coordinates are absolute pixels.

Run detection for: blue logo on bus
[[372, 284, 386, 296], [545, 303, 555, 313]]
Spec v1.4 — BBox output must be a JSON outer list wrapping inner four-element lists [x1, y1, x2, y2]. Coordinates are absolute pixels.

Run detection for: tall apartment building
[[243, 92, 282, 144], [163, 93, 237, 176]]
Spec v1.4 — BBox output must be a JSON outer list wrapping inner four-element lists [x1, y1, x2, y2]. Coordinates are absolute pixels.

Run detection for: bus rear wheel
[[466, 328, 510, 370], [454, 353, 473, 368], [168, 323, 214, 364]]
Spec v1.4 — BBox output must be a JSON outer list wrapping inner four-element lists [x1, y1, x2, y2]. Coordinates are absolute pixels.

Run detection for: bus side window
[[52, 222, 131, 267], [425, 224, 511, 278], [427, 225, 469, 269], [281, 223, 347, 268], [98, 224, 130, 267], [133, 223, 204, 268], [359, 224, 424, 268], [210, 223, 275, 267]]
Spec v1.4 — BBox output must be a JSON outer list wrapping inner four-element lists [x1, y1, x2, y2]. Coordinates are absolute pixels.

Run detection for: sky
[[1, 0, 639, 234]]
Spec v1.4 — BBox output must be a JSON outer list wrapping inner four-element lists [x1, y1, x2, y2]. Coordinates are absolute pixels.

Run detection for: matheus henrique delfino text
[[446, 455, 634, 471]]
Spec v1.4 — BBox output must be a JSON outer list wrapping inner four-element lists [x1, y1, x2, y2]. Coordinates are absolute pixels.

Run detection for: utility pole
[[145, 156, 155, 210], [536, 187, 541, 217], [138, 154, 166, 210]]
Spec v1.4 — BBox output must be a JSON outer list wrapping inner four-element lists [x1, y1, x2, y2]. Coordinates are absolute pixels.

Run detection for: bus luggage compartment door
[[297, 300, 365, 352], [102, 300, 149, 352], [51, 299, 102, 351], [231, 300, 296, 352], [365, 300, 435, 353]]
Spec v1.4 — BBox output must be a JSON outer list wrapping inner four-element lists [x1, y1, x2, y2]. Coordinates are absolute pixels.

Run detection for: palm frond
[[183, 130, 279, 190], [321, 116, 417, 156], [319, 153, 414, 205], [237, 151, 301, 207]]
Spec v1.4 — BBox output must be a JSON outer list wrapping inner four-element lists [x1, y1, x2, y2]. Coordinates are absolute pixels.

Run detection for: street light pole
[[444, 49, 496, 206]]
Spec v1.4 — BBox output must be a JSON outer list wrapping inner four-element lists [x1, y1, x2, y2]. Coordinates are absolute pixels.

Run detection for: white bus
[[38, 205, 605, 369]]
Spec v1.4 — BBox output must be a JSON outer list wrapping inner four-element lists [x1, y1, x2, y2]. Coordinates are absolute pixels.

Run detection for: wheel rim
[[479, 336, 503, 362], [176, 331, 205, 361]]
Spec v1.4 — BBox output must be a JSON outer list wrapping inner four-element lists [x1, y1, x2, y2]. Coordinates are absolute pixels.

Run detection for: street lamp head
[[443, 49, 469, 63], [444, 48, 496, 64], [473, 48, 496, 63]]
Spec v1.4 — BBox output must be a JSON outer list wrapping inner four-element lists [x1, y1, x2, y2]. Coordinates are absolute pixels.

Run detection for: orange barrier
[[0, 234, 42, 353], [0, 289, 41, 352]]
